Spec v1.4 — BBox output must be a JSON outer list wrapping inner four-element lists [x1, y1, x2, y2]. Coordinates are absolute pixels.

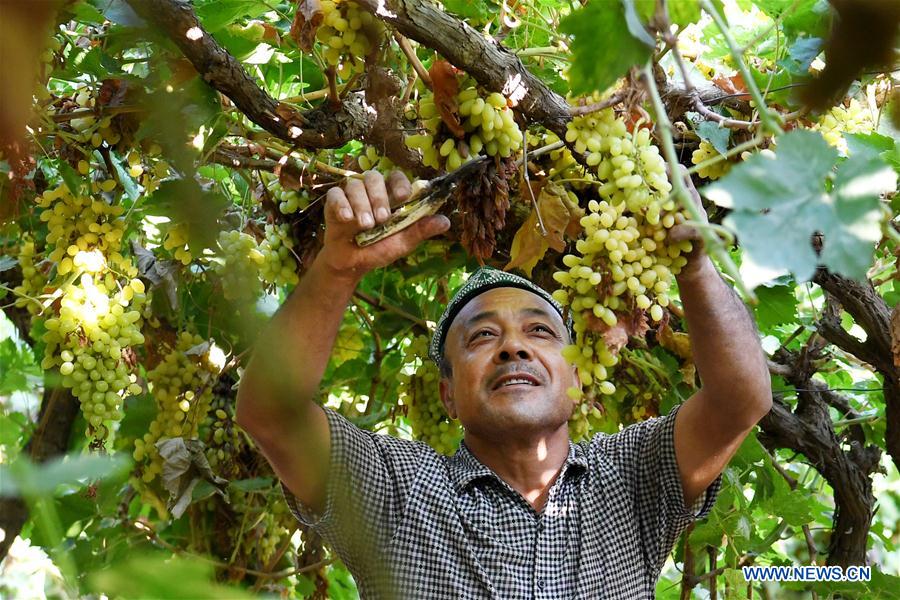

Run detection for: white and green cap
[[428, 266, 573, 365]]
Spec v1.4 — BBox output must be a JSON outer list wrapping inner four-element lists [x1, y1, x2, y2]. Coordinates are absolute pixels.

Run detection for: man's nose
[[495, 333, 532, 362]]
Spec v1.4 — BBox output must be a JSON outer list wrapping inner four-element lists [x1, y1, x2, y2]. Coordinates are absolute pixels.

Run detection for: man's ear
[[439, 377, 457, 419], [572, 364, 581, 390]]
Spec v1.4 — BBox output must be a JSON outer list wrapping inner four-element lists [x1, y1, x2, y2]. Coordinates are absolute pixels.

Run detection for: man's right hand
[[318, 170, 451, 280]]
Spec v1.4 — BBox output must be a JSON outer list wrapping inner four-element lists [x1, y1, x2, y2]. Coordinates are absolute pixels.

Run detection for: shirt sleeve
[[589, 403, 722, 574], [280, 407, 428, 572]]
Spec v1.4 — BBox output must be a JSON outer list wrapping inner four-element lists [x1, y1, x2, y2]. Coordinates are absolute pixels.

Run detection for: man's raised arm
[[235, 171, 450, 512], [669, 172, 773, 508]]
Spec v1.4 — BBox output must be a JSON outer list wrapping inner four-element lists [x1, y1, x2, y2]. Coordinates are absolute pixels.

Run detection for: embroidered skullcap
[[428, 266, 573, 365]]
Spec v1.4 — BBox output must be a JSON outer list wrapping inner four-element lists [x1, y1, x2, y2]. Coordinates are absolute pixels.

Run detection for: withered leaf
[[657, 321, 693, 361], [132, 241, 180, 313], [157, 437, 228, 519], [429, 60, 465, 138], [586, 307, 649, 355], [289, 0, 324, 51], [505, 182, 584, 277]]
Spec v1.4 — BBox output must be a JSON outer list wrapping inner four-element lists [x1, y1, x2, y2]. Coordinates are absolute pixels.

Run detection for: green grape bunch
[[258, 223, 300, 287], [398, 335, 461, 455], [262, 173, 311, 215], [405, 80, 523, 171], [134, 331, 221, 483], [691, 140, 731, 180], [316, 0, 386, 79], [551, 108, 693, 431], [214, 230, 265, 304], [33, 182, 146, 439]]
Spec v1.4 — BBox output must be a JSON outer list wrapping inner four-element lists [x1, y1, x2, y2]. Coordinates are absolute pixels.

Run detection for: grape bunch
[[258, 224, 299, 287], [204, 402, 243, 478], [405, 81, 523, 171], [134, 331, 220, 483], [398, 335, 461, 455], [813, 98, 874, 155], [41, 275, 146, 438], [691, 140, 731, 180], [332, 320, 365, 364], [65, 86, 123, 150], [316, 0, 385, 79], [551, 109, 692, 414], [38, 182, 134, 276], [357, 145, 396, 173], [12, 239, 47, 316], [214, 230, 264, 304], [162, 223, 194, 265], [262, 174, 311, 215], [33, 182, 146, 439]]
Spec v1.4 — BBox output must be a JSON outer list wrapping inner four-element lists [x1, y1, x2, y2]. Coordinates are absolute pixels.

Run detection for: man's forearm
[[676, 256, 772, 425], [236, 256, 361, 430]]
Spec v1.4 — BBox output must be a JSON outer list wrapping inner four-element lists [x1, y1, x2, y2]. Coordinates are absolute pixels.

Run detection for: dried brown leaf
[[290, 0, 324, 51], [429, 60, 465, 138], [505, 182, 583, 276]]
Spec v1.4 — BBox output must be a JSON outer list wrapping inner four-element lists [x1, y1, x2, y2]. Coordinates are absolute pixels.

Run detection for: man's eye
[[475, 330, 493, 338], [534, 325, 552, 333]]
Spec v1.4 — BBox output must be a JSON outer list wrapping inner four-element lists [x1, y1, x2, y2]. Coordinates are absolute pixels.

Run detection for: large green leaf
[[560, 1, 653, 95], [752, 283, 799, 331], [194, 0, 270, 33], [703, 129, 894, 283]]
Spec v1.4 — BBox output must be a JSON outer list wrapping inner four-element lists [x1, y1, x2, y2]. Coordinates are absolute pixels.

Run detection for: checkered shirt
[[282, 403, 721, 599]]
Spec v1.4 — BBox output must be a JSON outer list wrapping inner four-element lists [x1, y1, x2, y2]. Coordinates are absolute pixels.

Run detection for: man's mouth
[[492, 373, 541, 390]]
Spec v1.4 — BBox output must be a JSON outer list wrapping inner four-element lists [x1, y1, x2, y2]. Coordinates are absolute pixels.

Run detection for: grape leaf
[[703, 129, 894, 283], [753, 283, 799, 330], [194, 0, 269, 32], [695, 119, 731, 156], [442, 0, 493, 21], [505, 183, 583, 276], [560, 0, 653, 95]]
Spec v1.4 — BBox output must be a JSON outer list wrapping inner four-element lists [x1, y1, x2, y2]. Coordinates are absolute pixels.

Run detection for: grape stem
[[641, 63, 756, 303], [520, 122, 547, 235], [698, 0, 784, 137], [394, 32, 432, 90]]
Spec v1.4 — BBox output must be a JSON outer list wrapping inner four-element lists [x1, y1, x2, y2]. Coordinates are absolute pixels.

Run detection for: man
[[236, 170, 772, 598]]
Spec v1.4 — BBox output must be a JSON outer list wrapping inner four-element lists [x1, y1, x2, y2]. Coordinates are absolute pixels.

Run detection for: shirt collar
[[447, 439, 589, 491]]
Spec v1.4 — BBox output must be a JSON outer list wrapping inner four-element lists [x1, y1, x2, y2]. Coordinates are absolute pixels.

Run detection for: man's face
[[439, 287, 578, 441]]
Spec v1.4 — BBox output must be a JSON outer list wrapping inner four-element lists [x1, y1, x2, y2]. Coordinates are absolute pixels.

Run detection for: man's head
[[431, 269, 578, 441]]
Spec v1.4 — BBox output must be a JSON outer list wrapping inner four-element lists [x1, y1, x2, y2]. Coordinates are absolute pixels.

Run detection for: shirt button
[[537, 578, 545, 590]]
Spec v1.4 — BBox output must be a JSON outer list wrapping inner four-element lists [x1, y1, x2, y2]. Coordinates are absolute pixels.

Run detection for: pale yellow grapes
[[214, 230, 264, 303], [405, 82, 522, 171], [264, 175, 311, 215], [553, 108, 691, 422], [398, 336, 461, 455], [34, 182, 145, 439], [162, 223, 193, 265], [134, 331, 220, 483], [691, 140, 730, 180], [358, 145, 396, 172], [317, 0, 385, 79], [258, 223, 299, 286], [813, 98, 875, 155]]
